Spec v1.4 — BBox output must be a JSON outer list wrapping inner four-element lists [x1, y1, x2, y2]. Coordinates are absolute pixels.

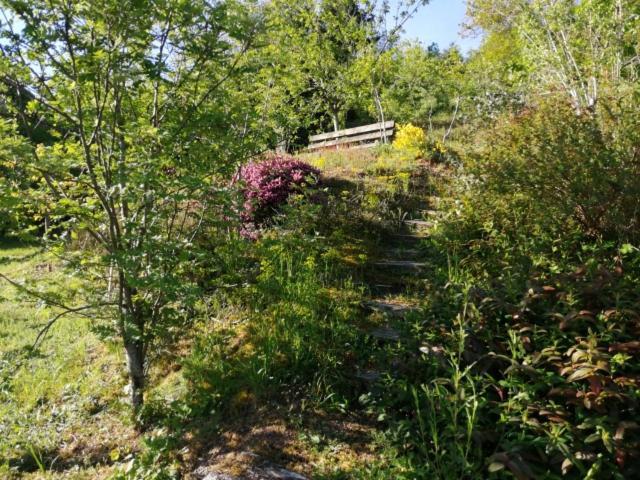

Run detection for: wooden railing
[[307, 120, 395, 151]]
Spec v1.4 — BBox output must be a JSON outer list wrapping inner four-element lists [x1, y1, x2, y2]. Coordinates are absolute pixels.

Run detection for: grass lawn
[[0, 240, 135, 479]]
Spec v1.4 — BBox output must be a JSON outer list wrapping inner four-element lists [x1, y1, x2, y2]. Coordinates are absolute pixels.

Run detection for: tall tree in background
[[261, 0, 429, 143], [467, 0, 640, 112], [462, 28, 530, 119], [373, 43, 466, 131], [0, 0, 260, 415], [264, 0, 375, 134]]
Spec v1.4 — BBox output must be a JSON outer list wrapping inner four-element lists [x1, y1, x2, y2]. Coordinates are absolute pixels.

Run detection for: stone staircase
[[355, 182, 441, 383]]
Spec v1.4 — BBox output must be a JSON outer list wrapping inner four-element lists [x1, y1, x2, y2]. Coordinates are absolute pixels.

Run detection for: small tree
[[0, 0, 259, 416]]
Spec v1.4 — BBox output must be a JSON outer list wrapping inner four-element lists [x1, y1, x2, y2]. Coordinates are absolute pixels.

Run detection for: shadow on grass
[[135, 163, 441, 477], [7, 443, 119, 474], [160, 401, 378, 478]]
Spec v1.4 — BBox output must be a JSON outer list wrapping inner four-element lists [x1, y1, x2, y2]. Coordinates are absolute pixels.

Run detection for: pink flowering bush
[[235, 156, 320, 237]]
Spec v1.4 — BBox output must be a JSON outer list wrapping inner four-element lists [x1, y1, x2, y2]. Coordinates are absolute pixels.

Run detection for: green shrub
[[466, 99, 640, 243], [413, 97, 640, 478]]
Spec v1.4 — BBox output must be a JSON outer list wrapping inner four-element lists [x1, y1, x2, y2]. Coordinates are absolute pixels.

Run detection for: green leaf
[[620, 243, 636, 255], [567, 367, 594, 382]]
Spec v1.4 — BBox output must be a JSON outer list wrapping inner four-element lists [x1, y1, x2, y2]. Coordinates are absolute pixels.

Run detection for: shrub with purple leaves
[[236, 156, 320, 236]]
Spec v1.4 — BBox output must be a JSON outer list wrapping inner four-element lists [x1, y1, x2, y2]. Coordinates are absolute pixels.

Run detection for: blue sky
[[399, 0, 482, 53]]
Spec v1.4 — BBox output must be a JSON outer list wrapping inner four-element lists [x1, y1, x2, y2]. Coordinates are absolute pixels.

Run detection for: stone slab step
[[354, 369, 382, 382], [390, 233, 428, 242], [404, 219, 434, 230], [374, 260, 427, 271], [367, 283, 410, 296], [196, 463, 308, 480], [386, 247, 421, 258], [420, 209, 440, 217], [255, 466, 308, 480], [364, 300, 420, 317], [368, 326, 402, 341]]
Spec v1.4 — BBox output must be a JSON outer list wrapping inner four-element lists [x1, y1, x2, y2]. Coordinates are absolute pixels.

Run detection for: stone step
[[420, 209, 440, 217], [196, 462, 308, 480], [390, 233, 428, 243], [364, 300, 420, 317], [385, 247, 421, 258], [404, 219, 434, 230], [373, 259, 427, 271], [416, 211, 443, 221], [369, 283, 398, 291], [368, 326, 401, 341], [366, 282, 410, 296], [256, 466, 308, 480], [354, 369, 382, 382]]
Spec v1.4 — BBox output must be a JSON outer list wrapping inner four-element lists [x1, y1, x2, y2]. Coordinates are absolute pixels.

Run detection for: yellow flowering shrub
[[392, 123, 426, 158], [427, 139, 449, 161], [431, 140, 447, 155], [311, 155, 327, 170]]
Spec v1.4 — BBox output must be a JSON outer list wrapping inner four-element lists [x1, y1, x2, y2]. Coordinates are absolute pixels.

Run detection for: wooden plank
[[308, 128, 394, 150], [308, 130, 393, 150], [309, 128, 393, 147], [309, 120, 394, 142], [349, 142, 379, 150], [309, 120, 394, 143]]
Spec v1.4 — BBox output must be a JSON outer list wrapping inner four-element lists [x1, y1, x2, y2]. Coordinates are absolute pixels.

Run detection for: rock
[[419, 344, 446, 357]]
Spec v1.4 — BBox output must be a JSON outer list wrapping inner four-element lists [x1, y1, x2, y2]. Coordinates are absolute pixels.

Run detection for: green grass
[[299, 144, 420, 177], [0, 240, 132, 478]]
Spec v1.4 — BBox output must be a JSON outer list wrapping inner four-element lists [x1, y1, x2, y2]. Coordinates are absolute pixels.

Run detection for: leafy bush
[[235, 156, 319, 237], [466, 99, 640, 243], [0, 120, 35, 238], [393, 123, 427, 159], [408, 97, 640, 478], [426, 138, 446, 160]]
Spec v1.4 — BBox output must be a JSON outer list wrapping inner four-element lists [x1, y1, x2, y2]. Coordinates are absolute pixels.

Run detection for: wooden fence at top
[[307, 120, 395, 151]]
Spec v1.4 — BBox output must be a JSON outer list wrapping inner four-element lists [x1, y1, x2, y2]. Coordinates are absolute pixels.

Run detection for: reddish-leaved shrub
[[235, 156, 320, 237]]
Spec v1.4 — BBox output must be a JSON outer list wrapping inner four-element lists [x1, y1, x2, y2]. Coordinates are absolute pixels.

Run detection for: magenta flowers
[[236, 156, 320, 237]]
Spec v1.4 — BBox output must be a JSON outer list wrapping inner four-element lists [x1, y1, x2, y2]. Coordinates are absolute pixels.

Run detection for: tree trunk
[[373, 87, 387, 144], [120, 281, 146, 418], [124, 338, 145, 413], [331, 111, 339, 133]]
